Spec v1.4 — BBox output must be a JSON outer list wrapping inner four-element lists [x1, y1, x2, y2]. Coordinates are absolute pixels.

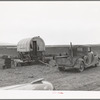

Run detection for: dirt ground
[[0, 63, 100, 91]]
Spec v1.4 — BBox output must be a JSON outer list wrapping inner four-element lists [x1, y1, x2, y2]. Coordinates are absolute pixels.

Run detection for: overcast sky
[[0, 1, 100, 45]]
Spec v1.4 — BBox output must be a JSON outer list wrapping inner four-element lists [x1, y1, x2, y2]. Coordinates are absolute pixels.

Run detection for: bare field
[[0, 45, 100, 90], [0, 64, 100, 90]]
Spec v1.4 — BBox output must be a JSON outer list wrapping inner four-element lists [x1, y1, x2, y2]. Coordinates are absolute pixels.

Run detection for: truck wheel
[[78, 62, 85, 72], [95, 62, 99, 67]]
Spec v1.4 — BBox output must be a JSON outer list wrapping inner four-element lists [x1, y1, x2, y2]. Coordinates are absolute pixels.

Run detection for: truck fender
[[74, 58, 84, 69]]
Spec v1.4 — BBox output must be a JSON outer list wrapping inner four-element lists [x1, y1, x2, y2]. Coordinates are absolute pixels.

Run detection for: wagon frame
[[15, 36, 45, 66]]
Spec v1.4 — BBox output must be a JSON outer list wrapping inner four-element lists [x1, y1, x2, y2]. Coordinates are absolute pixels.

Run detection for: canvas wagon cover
[[17, 36, 45, 52]]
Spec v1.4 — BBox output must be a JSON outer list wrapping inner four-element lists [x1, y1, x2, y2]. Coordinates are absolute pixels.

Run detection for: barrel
[[5, 58, 11, 68]]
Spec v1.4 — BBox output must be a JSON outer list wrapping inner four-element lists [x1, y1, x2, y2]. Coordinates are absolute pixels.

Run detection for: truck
[[56, 43, 99, 72]]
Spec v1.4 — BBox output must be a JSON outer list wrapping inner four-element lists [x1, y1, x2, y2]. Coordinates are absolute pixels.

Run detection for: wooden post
[[70, 42, 73, 58], [70, 42, 74, 65]]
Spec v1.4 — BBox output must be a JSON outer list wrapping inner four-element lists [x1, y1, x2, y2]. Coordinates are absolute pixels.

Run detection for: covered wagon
[[16, 36, 45, 65]]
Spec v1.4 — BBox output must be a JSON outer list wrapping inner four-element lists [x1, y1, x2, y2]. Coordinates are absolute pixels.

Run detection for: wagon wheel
[[17, 63, 21, 67], [58, 66, 65, 71], [58, 67, 63, 71], [78, 62, 85, 72], [14, 61, 17, 67]]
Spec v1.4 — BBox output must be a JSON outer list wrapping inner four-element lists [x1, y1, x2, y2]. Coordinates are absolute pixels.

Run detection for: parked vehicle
[[15, 36, 45, 66], [0, 78, 54, 90], [56, 43, 99, 72]]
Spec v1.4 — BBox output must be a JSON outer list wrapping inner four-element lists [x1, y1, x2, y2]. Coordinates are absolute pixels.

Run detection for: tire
[[58, 66, 65, 71], [95, 62, 99, 67], [78, 62, 85, 72], [17, 63, 21, 67], [58, 67, 63, 71]]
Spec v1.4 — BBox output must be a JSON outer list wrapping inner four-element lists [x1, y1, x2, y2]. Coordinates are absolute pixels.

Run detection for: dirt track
[[0, 64, 100, 90]]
